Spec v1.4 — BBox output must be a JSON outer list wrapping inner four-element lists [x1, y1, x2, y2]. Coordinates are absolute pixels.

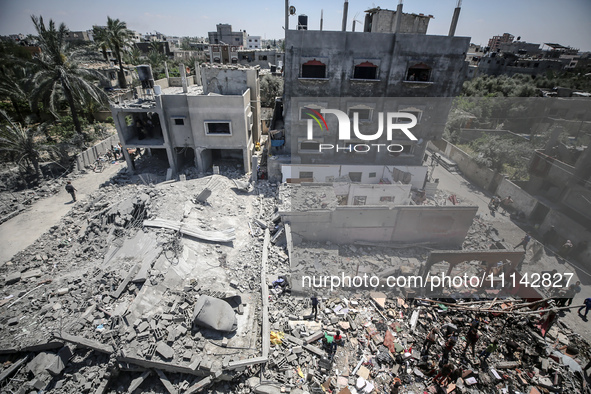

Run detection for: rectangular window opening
[[206, 122, 231, 135]]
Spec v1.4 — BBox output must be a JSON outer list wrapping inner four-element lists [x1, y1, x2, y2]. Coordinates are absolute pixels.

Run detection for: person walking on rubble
[[311, 296, 319, 320], [567, 281, 582, 307], [514, 233, 531, 251], [462, 324, 480, 358], [578, 297, 591, 318], [479, 339, 499, 361], [65, 181, 77, 202], [441, 333, 457, 365], [422, 327, 439, 354]]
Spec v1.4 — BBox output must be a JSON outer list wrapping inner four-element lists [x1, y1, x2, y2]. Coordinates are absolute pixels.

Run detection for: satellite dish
[[289, 6, 296, 15]]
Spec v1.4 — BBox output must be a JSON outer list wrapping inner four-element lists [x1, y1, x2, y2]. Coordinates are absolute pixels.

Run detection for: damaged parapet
[[192, 295, 238, 332]]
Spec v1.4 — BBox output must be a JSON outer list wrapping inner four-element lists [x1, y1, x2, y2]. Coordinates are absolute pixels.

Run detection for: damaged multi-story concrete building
[[110, 63, 261, 174], [267, 2, 470, 191]]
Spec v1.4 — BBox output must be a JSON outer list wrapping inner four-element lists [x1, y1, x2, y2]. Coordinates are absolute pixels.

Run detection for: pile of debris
[[262, 289, 591, 393]]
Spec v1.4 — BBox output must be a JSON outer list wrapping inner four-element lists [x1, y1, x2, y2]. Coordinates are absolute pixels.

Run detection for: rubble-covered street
[[1, 159, 591, 393]]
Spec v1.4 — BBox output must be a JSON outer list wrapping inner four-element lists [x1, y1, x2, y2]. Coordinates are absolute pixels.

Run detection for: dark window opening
[[173, 118, 184, 126], [353, 196, 366, 205], [259, 55, 268, 60], [302, 60, 326, 78], [369, 172, 377, 178], [299, 171, 313, 179], [380, 196, 393, 202], [349, 172, 362, 182], [353, 62, 378, 79], [206, 122, 231, 135], [406, 63, 431, 81]]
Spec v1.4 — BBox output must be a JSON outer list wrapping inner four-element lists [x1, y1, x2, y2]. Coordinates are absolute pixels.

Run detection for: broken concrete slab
[[143, 219, 236, 242], [128, 369, 151, 393], [52, 332, 114, 354]]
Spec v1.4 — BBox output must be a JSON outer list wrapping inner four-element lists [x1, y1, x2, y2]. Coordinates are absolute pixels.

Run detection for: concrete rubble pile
[[262, 288, 591, 394], [0, 170, 279, 393]]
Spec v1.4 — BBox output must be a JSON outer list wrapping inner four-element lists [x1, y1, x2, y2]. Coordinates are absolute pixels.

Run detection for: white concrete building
[[247, 35, 261, 49]]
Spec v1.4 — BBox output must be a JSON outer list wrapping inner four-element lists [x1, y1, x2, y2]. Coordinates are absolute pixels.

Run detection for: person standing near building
[[514, 233, 532, 251], [65, 181, 77, 202]]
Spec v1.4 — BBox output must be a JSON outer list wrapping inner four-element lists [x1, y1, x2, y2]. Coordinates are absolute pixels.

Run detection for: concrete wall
[[428, 140, 497, 191], [495, 178, 538, 217], [540, 209, 591, 265], [75, 135, 120, 170], [346, 183, 411, 205], [281, 164, 427, 189], [282, 205, 477, 248]]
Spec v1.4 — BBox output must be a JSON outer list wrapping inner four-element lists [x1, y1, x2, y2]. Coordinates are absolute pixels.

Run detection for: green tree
[[104, 16, 132, 88], [260, 74, 283, 107], [0, 110, 44, 175], [123, 47, 142, 65], [29, 15, 107, 134]]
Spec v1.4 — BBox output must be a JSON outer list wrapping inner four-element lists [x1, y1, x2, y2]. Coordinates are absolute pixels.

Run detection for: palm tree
[[0, 110, 43, 176], [92, 25, 109, 61], [29, 15, 107, 135], [104, 17, 132, 88], [123, 47, 142, 66], [0, 64, 29, 122]]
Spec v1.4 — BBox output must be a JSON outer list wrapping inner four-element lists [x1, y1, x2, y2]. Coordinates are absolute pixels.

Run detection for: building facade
[[110, 64, 261, 175], [208, 24, 247, 47], [281, 28, 470, 166], [247, 35, 261, 49]]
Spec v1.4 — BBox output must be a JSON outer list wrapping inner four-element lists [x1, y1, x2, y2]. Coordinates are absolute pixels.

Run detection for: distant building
[[237, 49, 284, 70], [488, 33, 514, 52], [208, 24, 247, 47], [110, 64, 261, 174], [64, 31, 91, 43], [247, 35, 261, 49], [208, 44, 240, 64]]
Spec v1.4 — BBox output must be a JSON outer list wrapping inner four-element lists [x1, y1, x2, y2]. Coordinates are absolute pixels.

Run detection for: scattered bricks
[[230, 280, 239, 289], [237, 304, 244, 315], [156, 342, 174, 360], [137, 332, 150, 342], [161, 314, 173, 321], [183, 351, 193, 361], [173, 315, 185, 323], [154, 328, 166, 341], [127, 330, 136, 342], [286, 354, 298, 363], [7, 317, 19, 326], [541, 358, 549, 372], [137, 321, 149, 333], [304, 331, 324, 345], [303, 344, 325, 357], [222, 338, 229, 347], [177, 325, 187, 336], [146, 343, 157, 359], [167, 330, 176, 343], [292, 346, 303, 354], [5, 271, 21, 285]]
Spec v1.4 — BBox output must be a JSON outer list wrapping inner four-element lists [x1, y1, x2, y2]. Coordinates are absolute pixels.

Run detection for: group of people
[[489, 195, 513, 215], [420, 316, 522, 387]]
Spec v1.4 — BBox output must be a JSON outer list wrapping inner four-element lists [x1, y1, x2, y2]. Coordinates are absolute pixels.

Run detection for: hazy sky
[[1, 0, 590, 51]]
